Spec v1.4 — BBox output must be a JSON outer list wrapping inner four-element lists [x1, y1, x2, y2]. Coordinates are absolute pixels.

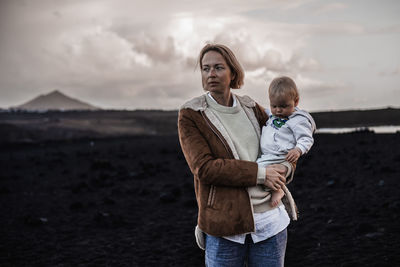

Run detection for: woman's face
[[201, 51, 234, 95]]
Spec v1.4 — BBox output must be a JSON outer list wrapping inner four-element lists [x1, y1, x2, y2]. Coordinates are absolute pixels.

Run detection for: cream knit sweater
[[206, 94, 276, 213]]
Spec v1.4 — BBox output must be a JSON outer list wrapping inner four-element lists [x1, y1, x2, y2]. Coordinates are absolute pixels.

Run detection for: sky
[[0, 0, 399, 111]]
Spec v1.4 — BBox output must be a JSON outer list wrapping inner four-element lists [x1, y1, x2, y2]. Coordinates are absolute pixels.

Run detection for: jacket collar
[[180, 93, 261, 160]]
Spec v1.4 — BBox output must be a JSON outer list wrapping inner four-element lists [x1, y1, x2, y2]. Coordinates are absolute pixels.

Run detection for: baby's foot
[[270, 189, 285, 207]]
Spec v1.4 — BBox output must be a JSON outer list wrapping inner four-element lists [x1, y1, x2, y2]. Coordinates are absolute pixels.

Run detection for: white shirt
[[223, 205, 290, 244]]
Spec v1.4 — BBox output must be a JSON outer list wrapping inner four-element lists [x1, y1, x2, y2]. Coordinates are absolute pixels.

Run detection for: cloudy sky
[[0, 0, 399, 111]]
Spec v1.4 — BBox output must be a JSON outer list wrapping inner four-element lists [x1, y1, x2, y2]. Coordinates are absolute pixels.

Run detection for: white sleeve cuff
[[296, 145, 306, 155], [257, 165, 266, 184]]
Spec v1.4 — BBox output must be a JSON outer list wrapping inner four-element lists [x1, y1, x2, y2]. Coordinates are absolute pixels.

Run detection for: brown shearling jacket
[[178, 94, 270, 236]]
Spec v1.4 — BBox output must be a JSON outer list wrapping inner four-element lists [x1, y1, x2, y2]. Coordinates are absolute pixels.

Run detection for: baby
[[257, 76, 316, 207]]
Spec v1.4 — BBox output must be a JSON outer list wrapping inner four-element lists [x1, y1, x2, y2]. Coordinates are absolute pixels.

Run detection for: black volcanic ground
[[1, 110, 400, 266]]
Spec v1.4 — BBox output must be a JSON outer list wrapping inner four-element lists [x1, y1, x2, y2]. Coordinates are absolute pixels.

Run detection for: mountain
[[14, 90, 100, 111]]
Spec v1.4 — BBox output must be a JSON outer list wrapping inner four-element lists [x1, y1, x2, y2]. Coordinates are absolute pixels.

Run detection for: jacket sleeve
[[178, 108, 258, 187]]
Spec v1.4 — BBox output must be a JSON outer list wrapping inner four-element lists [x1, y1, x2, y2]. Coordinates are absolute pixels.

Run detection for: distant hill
[[0, 110, 178, 143], [311, 108, 400, 128], [0, 107, 399, 143], [13, 90, 100, 111]]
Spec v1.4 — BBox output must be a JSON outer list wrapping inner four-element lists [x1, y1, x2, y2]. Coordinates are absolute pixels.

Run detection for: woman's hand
[[263, 164, 288, 190]]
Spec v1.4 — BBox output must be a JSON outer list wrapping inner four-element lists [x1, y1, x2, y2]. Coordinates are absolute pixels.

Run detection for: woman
[[178, 44, 295, 267]]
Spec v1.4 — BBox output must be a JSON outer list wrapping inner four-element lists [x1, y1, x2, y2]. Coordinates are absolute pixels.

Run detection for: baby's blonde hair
[[269, 76, 299, 101]]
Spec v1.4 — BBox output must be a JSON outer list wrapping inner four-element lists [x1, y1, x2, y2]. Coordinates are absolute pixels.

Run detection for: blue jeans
[[205, 228, 287, 267]]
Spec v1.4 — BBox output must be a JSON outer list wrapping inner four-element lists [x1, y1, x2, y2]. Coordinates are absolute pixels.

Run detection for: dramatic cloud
[[314, 2, 348, 14], [0, 0, 399, 111]]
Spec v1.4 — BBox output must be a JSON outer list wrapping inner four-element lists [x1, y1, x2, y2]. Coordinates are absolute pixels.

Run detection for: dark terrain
[[1, 108, 400, 266], [0, 131, 399, 266]]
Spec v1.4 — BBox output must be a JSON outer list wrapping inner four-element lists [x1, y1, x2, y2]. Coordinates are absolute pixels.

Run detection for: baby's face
[[269, 94, 298, 118]]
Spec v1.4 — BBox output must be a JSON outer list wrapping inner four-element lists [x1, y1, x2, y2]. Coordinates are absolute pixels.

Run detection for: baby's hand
[[286, 148, 302, 163]]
